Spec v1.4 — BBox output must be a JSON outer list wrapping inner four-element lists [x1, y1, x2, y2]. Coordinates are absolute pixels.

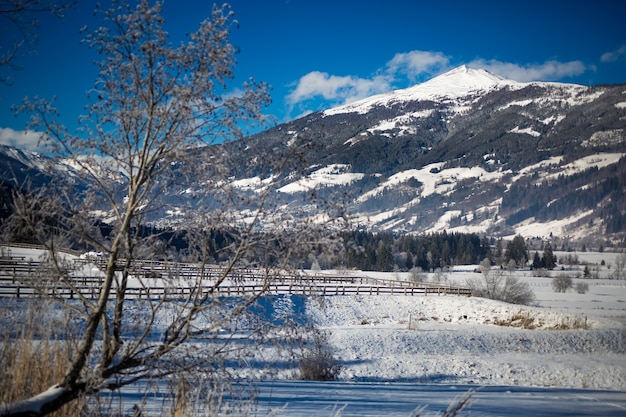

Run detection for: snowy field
[[255, 251, 625, 416], [2, 246, 625, 416], [302, 252, 625, 389]]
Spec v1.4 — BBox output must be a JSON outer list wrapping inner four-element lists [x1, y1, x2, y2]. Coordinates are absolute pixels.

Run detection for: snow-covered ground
[[300, 252, 625, 391], [306, 292, 624, 389], [252, 259, 625, 416], [2, 246, 625, 415]]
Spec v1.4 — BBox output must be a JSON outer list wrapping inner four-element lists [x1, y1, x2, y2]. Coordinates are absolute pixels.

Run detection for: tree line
[[340, 230, 492, 272]]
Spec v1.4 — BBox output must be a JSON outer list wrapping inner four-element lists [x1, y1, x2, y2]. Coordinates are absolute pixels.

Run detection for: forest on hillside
[[339, 230, 493, 272]]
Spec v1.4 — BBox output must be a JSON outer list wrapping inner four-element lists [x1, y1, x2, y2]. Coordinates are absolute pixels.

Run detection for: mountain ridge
[[1, 68, 625, 246], [237, 68, 625, 244], [322, 65, 577, 117]]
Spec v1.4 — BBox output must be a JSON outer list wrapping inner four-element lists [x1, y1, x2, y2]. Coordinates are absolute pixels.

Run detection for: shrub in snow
[[611, 253, 626, 280], [409, 266, 427, 283], [552, 274, 573, 293], [532, 269, 551, 278], [431, 268, 447, 283], [575, 282, 589, 294], [494, 312, 538, 329], [298, 330, 341, 381], [466, 274, 536, 305], [466, 260, 535, 305]]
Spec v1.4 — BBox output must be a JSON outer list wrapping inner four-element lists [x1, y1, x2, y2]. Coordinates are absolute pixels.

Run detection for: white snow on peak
[[411, 65, 513, 96], [323, 66, 523, 116]]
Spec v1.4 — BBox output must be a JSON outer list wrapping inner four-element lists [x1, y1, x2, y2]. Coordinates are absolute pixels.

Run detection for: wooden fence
[[0, 246, 472, 299]]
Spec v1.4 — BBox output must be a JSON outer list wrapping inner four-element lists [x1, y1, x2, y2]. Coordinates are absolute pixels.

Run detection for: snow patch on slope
[[544, 153, 625, 181], [508, 126, 541, 137], [358, 163, 505, 202], [513, 210, 595, 239], [231, 175, 277, 193], [278, 164, 365, 193], [581, 130, 624, 147], [498, 99, 534, 110], [510, 156, 563, 184], [367, 110, 435, 136]]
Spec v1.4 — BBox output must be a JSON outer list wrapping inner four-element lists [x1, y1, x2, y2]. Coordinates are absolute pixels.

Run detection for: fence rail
[[0, 246, 472, 299]]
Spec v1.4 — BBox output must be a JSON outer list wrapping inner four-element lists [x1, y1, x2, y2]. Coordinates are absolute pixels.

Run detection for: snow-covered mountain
[[1, 66, 625, 245], [324, 65, 522, 116], [236, 66, 626, 244]]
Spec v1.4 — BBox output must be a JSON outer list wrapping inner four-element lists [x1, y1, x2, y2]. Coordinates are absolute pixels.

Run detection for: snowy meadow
[[1, 247, 625, 416]]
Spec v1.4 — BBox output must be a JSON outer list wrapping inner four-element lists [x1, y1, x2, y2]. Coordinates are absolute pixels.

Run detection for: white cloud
[[385, 50, 450, 82], [286, 71, 391, 107], [601, 45, 626, 63], [468, 59, 587, 82], [286, 49, 449, 109], [0, 127, 44, 151]]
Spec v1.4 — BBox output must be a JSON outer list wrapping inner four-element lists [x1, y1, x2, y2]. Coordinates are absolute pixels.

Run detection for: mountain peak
[[408, 65, 515, 97], [430, 65, 508, 85], [324, 65, 521, 116]]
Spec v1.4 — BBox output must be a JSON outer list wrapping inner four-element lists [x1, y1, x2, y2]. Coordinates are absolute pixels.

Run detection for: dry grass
[[163, 375, 259, 417], [493, 310, 590, 330], [494, 312, 538, 329], [0, 301, 86, 417], [551, 315, 590, 330]]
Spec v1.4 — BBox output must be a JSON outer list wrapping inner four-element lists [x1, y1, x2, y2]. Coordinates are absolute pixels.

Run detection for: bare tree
[[466, 258, 535, 305], [0, 0, 75, 83], [1, 1, 344, 415], [552, 274, 573, 293], [612, 252, 626, 280]]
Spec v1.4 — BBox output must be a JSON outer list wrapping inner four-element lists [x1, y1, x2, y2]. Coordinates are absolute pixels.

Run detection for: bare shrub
[[611, 253, 626, 280], [466, 265, 535, 305], [532, 269, 551, 278], [552, 274, 573, 293], [298, 330, 341, 381], [431, 268, 447, 283], [409, 266, 427, 283], [164, 375, 257, 417], [575, 282, 589, 294], [494, 310, 590, 331]]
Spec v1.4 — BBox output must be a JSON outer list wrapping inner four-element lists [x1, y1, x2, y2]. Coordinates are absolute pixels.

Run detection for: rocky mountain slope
[[236, 66, 626, 244], [1, 66, 625, 244]]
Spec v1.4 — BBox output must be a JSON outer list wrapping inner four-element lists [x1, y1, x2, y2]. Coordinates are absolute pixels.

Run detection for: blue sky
[[1, 0, 625, 150]]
